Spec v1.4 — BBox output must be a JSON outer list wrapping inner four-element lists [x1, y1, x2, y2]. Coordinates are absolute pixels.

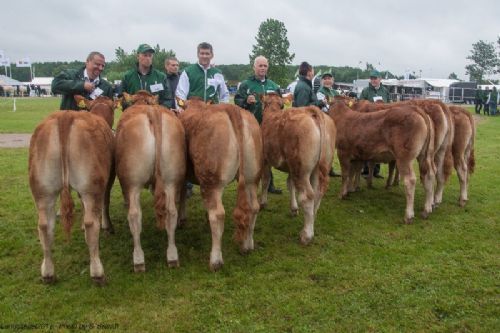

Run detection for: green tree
[[465, 40, 499, 83], [249, 18, 295, 87], [448, 72, 459, 80]]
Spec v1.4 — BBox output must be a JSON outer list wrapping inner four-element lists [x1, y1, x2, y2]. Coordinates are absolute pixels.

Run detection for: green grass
[[0, 104, 498, 332]]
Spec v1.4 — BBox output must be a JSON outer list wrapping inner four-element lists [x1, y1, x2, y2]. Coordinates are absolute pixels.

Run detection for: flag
[[16, 57, 31, 67]]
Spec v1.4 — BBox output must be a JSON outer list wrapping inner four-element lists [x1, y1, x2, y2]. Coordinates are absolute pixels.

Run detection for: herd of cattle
[[27, 91, 475, 283]]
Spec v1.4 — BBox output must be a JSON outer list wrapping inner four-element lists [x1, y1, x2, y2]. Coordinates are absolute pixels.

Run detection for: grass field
[[0, 98, 498, 332]]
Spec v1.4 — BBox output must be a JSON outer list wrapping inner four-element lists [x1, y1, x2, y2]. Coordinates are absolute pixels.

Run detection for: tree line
[[3, 18, 498, 86]]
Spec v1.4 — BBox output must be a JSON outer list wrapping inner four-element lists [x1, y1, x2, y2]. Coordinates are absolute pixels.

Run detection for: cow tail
[[311, 109, 329, 195], [151, 107, 167, 230], [465, 109, 476, 174], [225, 106, 251, 243], [416, 109, 435, 178], [58, 115, 75, 240], [441, 104, 454, 182]]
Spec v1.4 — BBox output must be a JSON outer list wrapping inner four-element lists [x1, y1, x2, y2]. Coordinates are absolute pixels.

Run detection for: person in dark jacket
[[359, 69, 390, 178], [293, 61, 324, 108], [234, 55, 282, 194], [121, 43, 173, 109], [165, 56, 180, 103], [51, 51, 113, 110], [474, 87, 483, 114]]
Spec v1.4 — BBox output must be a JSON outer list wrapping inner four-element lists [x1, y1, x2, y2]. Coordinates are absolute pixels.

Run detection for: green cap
[[137, 44, 155, 54], [321, 72, 333, 79], [369, 70, 381, 78]]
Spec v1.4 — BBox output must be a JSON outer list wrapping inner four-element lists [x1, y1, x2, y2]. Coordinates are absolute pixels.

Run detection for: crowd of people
[[475, 86, 499, 116]]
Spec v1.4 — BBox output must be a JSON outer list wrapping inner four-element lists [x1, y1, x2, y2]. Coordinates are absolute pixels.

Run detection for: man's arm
[[175, 71, 190, 101], [218, 75, 229, 103], [234, 82, 249, 108], [51, 70, 85, 95]]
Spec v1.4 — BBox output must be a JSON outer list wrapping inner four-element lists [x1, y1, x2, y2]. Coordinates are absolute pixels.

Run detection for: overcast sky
[[2, 0, 499, 80]]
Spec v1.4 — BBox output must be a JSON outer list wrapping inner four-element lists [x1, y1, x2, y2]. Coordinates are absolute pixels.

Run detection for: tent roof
[[31, 77, 53, 85], [0, 75, 23, 86]]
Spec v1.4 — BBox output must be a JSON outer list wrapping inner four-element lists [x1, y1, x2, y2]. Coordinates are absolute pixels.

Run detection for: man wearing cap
[[316, 72, 339, 112], [176, 42, 229, 105], [316, 72, 341, 177], [360, 69, 390, 103], [360, 69, 390, 178], [52, 51, 113, 110], [235, 55, 282, 194], [121, 43, 173, 108]]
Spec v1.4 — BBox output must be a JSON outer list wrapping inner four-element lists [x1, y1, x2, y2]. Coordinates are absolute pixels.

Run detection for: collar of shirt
[[83, 69, 100, 86]]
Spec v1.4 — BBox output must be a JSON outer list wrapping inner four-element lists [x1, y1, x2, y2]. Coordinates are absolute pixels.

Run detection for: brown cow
[[448, 106, 475, 206], [329, 99, 436, 223], [260, 94, 336, 244], [29, 96, 116, 283], [179, 99, 262, 271], [354, 99, 454, 207], [115, 91, 186, 272]]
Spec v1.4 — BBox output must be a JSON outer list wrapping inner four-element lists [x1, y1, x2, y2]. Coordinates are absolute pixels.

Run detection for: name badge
[[89, 87, 103, 100], [373, 96, 383, 102], [150, 83, 164, 93]]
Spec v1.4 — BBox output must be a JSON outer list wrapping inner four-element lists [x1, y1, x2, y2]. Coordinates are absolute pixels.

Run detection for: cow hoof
[[290, 209, 299, 217], [167, 260, 180, 268], [177, 218, 187, 229], [458, 199, 467, 207], [133, 263, 146, 273], [299, 232, 313, 246], [259, 203, 267, 211], [41, 275, 56, 284], [403, 217, 414, 224], [92, 275, 106, 286], [209, 261, 224, 272], [420, 211, 430, 219]]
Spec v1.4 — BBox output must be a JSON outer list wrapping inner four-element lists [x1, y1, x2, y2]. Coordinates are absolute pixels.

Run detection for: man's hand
[[246, 95, 256, 104], [84, 81, 95, 92]]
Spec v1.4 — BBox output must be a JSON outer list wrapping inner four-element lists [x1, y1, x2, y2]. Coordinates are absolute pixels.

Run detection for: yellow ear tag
[[348, 101, 354, 108], [115, 102, 123, 113], [178, 99, 185, 107], [124, 95, 132, 103], [77, 100, 86, 109], [283, 99, 292, 108]]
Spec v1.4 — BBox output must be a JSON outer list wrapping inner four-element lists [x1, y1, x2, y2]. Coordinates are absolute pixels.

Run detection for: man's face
[[138, 52, 154, 68], [197, 48, 213, 67], [322, 76, 333, 88], [370, 76, 381, 87], [165, 60, 179, 74], [85, 55, 105, 79], [254, 59, 268, 78]]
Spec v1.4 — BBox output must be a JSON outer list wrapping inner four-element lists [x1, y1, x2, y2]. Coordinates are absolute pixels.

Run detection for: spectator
[[485, 86, 499, 116], [293, 61, 324, 108], [164, 56, 180, 103], [51, 51, 113, 110], [121, 43, 173, 108], [474, 87, 483, 114]]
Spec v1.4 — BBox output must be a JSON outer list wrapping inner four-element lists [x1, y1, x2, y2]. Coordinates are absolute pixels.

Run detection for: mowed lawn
[[0, 97, 498, 332]]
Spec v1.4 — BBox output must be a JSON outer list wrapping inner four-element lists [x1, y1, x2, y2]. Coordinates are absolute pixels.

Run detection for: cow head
[[123, 90, 159, 106], [74, 95, 115, 128], [262, 93, 285, 112]]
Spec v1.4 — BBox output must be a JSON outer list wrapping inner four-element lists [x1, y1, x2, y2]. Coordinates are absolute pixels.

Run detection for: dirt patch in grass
[[0, 134, 31, 148]]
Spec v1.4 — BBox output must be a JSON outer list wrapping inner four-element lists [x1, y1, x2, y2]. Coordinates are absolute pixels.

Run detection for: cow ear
[[123, 92, 132, 104], [74, 95, 89, 110]]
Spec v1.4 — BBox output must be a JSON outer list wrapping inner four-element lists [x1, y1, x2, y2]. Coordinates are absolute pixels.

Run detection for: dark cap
[[321, 72, 333, 79], [137, 44, 155, 54], [369, 70, 381, 78]]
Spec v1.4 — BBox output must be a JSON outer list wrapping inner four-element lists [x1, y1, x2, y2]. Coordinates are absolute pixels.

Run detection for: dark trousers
[[474, 99, 483, 114], [484, 104, 490, 115], [362, 163, 380, 176]]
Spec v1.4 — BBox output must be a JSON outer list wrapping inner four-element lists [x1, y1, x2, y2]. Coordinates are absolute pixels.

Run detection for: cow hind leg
[[80, 193, 105, 284], [455, 156, 469, 207], [398, 162, 417, 224], [126, 188, 146, 272], [287, 176, 299, 216], [259, 165, 271, 210], [163, 185, 179, 267], [101, 169, 115, 234], [237, 182, 260, 254], [295, 177, 315, 245], [36, 195, 57, 283], [433, 151, 446, 207], [202, 187, 225, 271]]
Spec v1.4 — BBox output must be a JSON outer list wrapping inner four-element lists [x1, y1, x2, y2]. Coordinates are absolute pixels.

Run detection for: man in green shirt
[[51, 51, 113, 110], [175, 42, 229, 105], [360, 70, 390, 178], [235, 55, 282, 194], [316, 72, 341, 177], [474, 87, 483, 114], [121, 43, 173, 109]]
